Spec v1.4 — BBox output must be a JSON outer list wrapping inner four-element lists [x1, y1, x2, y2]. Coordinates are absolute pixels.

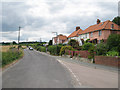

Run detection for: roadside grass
[[1, 45, 11, 52], [1, 45, 24, 68]]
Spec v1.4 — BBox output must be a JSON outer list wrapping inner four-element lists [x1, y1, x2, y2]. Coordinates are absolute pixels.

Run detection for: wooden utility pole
[[18, 26, 21, 50]]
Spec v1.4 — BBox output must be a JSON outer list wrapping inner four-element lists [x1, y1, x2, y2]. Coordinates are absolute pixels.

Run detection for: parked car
[[29, 47, 33, 50]]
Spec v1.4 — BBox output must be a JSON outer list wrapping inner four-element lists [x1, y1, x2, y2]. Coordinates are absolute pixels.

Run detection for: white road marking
[[57, 59, 82, 86]]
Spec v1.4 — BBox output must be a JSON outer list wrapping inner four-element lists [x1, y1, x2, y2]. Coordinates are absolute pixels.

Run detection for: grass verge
[[1, 48, 24, 69]]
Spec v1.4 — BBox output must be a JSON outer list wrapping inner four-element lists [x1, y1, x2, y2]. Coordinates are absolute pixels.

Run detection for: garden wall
[[66, 50, 90, 58], [95, 56, 120, 67]]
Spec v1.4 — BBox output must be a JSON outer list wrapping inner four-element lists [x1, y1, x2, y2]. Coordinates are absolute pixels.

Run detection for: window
[[111, 24, 114, 29], [91, 32, 93, 37], [85, 33, 87, 38], [99, 30, 102, 36]]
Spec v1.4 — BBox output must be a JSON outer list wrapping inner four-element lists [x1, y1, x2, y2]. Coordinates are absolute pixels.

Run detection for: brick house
[[78, 19, 120, 44], [52, 34, 67, 45], [68, 26, 83, 45]]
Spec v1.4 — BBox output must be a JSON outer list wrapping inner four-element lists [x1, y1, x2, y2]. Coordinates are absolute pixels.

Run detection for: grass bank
[[1, 45, 24, 68]]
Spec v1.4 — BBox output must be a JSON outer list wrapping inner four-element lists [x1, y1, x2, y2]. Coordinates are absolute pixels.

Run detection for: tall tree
[[48, 40, 52, 45], [112, 16, 120, 26]]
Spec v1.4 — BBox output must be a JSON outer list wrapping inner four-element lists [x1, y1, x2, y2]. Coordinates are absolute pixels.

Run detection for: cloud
[[1, 0, 118, 42]]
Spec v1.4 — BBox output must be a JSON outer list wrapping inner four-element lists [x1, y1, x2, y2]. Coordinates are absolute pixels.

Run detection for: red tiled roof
[[58, 35, 67, 40], [53, 34, 67, 43], [79, 20, 120, 34], [68, 29, 83, 38]]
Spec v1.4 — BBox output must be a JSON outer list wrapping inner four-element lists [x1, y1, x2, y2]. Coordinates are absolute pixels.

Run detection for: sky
[[1, 0, 119, 42]]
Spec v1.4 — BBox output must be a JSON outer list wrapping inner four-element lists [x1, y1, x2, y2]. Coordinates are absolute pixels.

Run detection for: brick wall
[[66, 50, 90, 58], [95, 56, 120, 67]]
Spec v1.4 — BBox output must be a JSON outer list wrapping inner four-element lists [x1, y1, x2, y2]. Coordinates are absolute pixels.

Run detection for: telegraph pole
[[18, 26, 21, 50], [52, 32, 58, 55]]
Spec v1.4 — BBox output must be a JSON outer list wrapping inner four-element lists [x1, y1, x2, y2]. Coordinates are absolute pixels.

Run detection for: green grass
[[2, 48, 23, 67]]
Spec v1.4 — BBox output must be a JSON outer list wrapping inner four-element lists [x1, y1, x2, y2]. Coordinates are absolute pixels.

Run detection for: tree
[[112, 16, 120, 26], [13, 41, 17, 45], [48, 40, 52, 45], [68, 39, 79, 48], [107, 34, 120, 53], [82, 42, 94, 50], [95, 43, 108, 55]]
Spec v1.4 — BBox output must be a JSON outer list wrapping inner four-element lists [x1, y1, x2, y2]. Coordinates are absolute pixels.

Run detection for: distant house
[[79, 19, 120, 44], [52, 34, 67, 45], [68, 26, 83, 45]]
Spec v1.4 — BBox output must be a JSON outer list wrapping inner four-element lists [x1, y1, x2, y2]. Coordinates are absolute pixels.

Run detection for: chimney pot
[[97, 19, 101, 24], [76, 26, 80, 31]]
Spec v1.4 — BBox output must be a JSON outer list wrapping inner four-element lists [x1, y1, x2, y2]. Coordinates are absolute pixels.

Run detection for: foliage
[[12, 41, 17, 45], [95, 43, 108, 55], [107, 34, 120, 54], [2, 48, 23, 67], [106, 51, 119, 57], [82, 43, 94, 50], [112, 16, 120, 25], [9, 46, 15, 49], [48, 45, 62, 55], [48, 40, 52, 45], [40, 46, 46, 52], [60, 45, 74, 55], [88, 46, 95, 59], [68, 39, 79, 48], [74, 46, 82, 50], [85, 39, 90, 43], [34, 46, 46, 52]]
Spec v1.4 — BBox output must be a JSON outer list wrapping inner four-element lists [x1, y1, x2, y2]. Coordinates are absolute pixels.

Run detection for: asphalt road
[[2, 49, 74, 88]]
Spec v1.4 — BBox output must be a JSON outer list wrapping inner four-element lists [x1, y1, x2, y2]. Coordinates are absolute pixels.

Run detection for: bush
[[106, 51, 119, 56], [85, 39, 90, 43], [95, 43, 108, 56], [88, 46, 95, 59], [68, 39, 79, 48], [82, 43, 94, 50], [107, 34, 120, 53], [60, 45, 74, 56], [40, 46, 46, 52], [48, 45, 62, 55]]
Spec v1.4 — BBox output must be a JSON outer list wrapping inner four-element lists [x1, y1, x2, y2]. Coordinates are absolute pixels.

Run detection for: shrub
[[60, 45, 74, 56], [48, 45, 62, 55], [85, 39, 90, 43], [106, 51, 119, 56], [107, 34, 120, 53], [82, 43, 94, 50], [95, 43, 108, 56], [68, 39, 79, 48], [40, 46, 46, 52], [88, 46, 95, 59]]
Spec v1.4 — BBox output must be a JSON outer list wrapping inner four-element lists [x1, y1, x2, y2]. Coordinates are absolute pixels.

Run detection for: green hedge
[[48, 45, 62, 55], [106, 51, 119, 56]]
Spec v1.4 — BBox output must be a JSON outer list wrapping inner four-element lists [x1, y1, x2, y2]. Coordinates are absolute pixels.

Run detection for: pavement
[[41, 52, 119, 88], [2, 49, 74, 88]]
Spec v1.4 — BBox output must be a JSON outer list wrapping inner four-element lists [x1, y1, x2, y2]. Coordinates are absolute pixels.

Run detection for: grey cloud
[[1, 1, 118, 42]]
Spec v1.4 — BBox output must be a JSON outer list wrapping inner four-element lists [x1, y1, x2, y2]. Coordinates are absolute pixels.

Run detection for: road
[[2, 49, 74, 88]]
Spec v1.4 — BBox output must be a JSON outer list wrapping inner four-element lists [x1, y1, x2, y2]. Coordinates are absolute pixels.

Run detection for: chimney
[[76, 26, 80, 31], [97, 19, 101, 24]]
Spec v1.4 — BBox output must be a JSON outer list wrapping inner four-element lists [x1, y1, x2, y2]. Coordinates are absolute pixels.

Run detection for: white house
[[68, 26, 83, 46]]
